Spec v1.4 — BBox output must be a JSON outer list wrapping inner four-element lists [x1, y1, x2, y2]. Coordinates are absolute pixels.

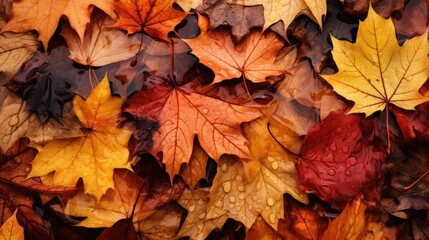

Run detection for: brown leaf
[[180, 138, 210, 190], [0, 0, 12, 30], [246, 216, 283, 240]]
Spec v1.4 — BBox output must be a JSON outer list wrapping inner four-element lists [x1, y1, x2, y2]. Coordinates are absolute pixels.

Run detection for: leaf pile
[[0, 0, 428, 239]]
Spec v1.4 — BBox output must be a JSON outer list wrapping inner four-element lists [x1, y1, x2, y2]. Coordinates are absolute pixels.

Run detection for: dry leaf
[[0, 210, 24, 240]]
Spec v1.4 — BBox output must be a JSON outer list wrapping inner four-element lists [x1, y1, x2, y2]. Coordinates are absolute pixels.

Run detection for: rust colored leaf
[[124, 75, 261, 178], [112, 0, 187, 41], [246, 216, 283, 240], [184, 15, 297, 84], [298, 111, 386, 209], [180, 139, 210, 190], [1, 0, 115, 49]]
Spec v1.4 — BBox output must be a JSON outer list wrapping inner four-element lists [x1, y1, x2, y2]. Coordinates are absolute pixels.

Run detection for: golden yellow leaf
[[61, 9, 141, 67], [28, 75, 133, 200], [177, 188, 228, 240], [226, 0, 326, 28], [0, 32, 39, 83], [0, 89, 82, 152], [1, 0, 115, 49], [321, 5, 429, 117], [205, 118, 307, 230], [0, 210, 24, 240], [322, 198, 367, 240]]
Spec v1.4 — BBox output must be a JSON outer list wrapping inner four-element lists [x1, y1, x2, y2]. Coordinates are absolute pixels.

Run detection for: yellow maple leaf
[[226, 0, 326, 29], [321, 5, 429, 117], [29, 75, 133, 200], [0, 210, 24, 240], [1, 0, 115, 49]]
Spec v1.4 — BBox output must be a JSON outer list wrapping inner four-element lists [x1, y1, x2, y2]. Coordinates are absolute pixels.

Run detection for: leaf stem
[[242, 75, 253, 101], [170, 38, 176, 87], [385, 103, 391, 154], [403, 168, 429, 191], [267, 122, 300, 159]]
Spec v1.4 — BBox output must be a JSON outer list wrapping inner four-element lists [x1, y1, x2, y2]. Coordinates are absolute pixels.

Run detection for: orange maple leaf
[[1, 0, 115, 49], [124, 76, 262, 179], [112, 0, 187, 41]]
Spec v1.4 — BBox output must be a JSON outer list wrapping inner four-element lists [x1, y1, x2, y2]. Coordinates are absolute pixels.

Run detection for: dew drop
[[237, 185, 244, 192], [14, 157, 22, 164], [346, 156, 358, 169], [221, 163, 228, 172], [252, 195, 258, 201], [336, 128, 343, 134], [237, 207, 242, 211], [267, 196, 275, 206], [222, 181, 232, 193], [267, 156, 275, 162], [256, 181, 262, 190], [24, 167, 30, 172], [229, 196, 236, 203], [319, 185, 333, 195], [198, 213, 206, 220], [239, 193, 245, 200], [269, 213, 276, 224], [271, 161, 279, 170], [201, 107, 209, 114], [235, 175, 243, 181], [341, 145, 350, 154], [228, 203, 235, 208], [215, 200, 223, 208], [8, 115, 19, 127], [197, 199, 205, 206], [345, 170, 351, 176], [188, 204, 195, 212], [197, 224, 203, 231], [328, 143, 337, 152], [327, 169, 336, 176]]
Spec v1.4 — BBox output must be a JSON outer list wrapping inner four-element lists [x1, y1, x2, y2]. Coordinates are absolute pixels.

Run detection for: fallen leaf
[[205, 116, 308, 230], [0, 210, 24, 240], [0, 0, 12, 29], [180, 139, 210, 190], [299, 111, 386, 209], [64, 170, 149, 228], [175, 0, 202, 11], [1, 0, 115, 49], [278, 196, 328, 240], [341, 0, 405, 19], [0, 32, 39, 83], [61, 9, 142, 67], [0, 89, 82, 151], [124, 74, 261, 178], [96, 218, 137, 240], [394, 0, 428, 43], [196, 0, 264, 40], [225, 0, 326, 29], [177, 188, 228, 239], [320, 5, 429, 117], [112, 0, 187, 41], [321, 197, 367, 240], [391, 102, 429, 140], [134, 202, 184, 239], [28, 75, 133, 200], [246, 216, 283, 240], [184, 15, 297, 84]]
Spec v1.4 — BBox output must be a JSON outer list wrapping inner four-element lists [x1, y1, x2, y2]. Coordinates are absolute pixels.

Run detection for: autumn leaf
[[112, 0, 187, 41], [225, 0, 326, 29], [1, 0, 116, 49], [0, 32, 39, 83], [0, 89, 82, 151], [196, 0, 264, 40], [28, 75, 133, 200], [321, 197, 367, 240], [184, 16, 297, 84], [124, 75, 261, 178], [298, 111, 386, 209], [180, 139, 210, 190], [177, 188, 228, 239], [175, 0, 202, 11], [0, 0, 12, 30], [246, 217, 283, 240], [0, 210, 24, 240], [320, 5, 429, 117], [61, 9, 142, 67]]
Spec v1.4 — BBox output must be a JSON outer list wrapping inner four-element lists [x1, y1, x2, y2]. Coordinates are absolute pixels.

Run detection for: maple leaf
[[320, 5, 429, 117], [184, 16, 297, 84], [177, 188, 228, 239], [202, 118, 307, 232], [1, 0, 115, 50], [112, 0, 187, 41], [321, 197, 367, 240], [0, 32, 39, 83], [175, 0, 202, 11], [196, 0, 264, 40], [28, 75, 133, 200], [225, 0, 326, 29], [61, 9, 142, 67], [298, 111, 386, 209], [0, 89, 82, 151], [124, 75, 261, 178], [0, 210, 24, 240]]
